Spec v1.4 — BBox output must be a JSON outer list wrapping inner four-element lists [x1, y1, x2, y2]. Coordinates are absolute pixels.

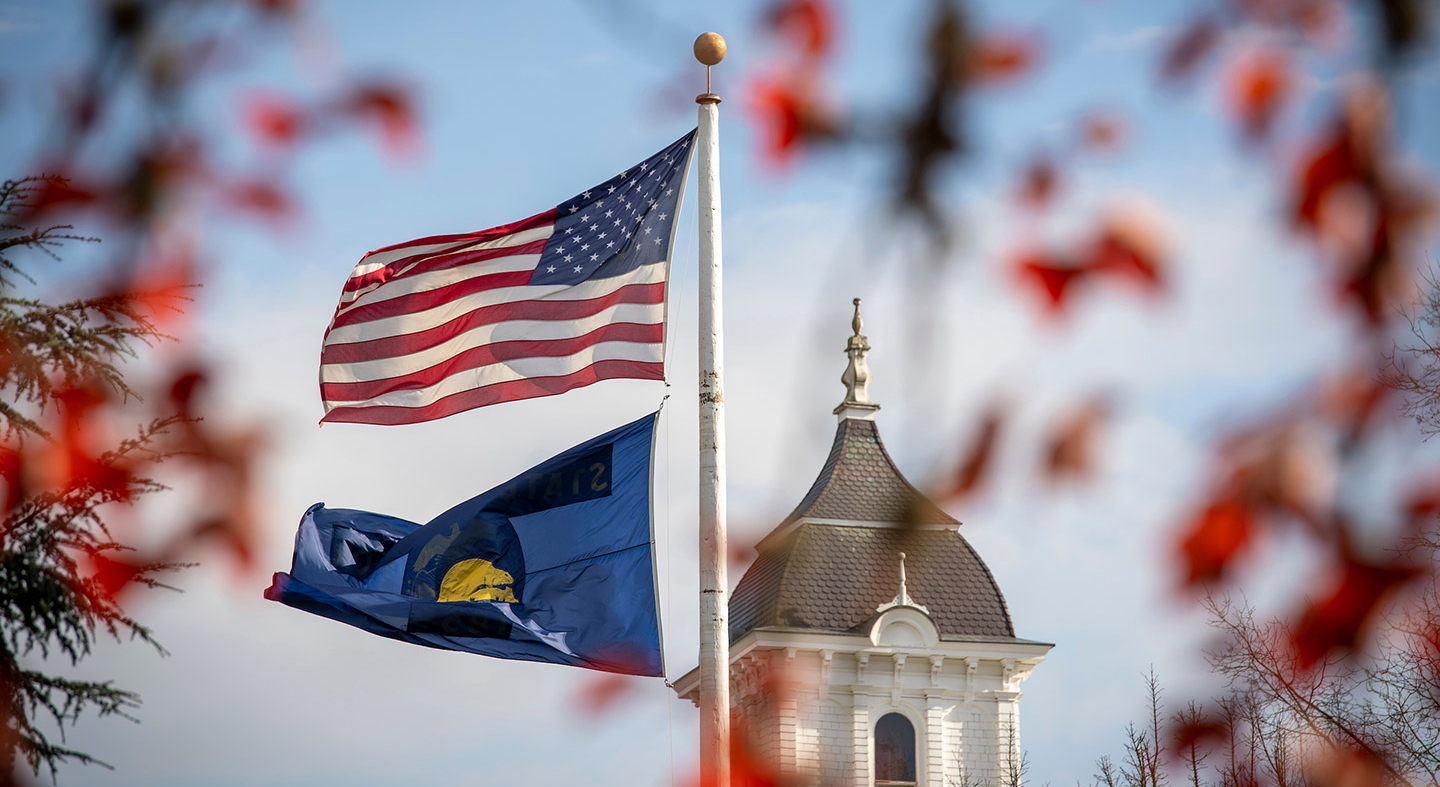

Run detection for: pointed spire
[[835, 297, 881, 422], [877, 551, 928, 614]]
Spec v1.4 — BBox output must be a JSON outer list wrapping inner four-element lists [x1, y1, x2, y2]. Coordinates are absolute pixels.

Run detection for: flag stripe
[[323, 278, 665, 361], [340, 228, 555, 304], [321, 322, 665, 399], [322, 302, 665, 384], [348, 210, 559, 273], [321, 360, 665, 425], [323, 347, 665, 416]]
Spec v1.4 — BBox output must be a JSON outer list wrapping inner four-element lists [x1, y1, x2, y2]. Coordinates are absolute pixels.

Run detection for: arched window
[[874, 712, 917, 787]]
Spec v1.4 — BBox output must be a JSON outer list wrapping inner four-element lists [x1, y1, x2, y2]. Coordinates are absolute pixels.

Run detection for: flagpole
[[693, 31, 730, 787]]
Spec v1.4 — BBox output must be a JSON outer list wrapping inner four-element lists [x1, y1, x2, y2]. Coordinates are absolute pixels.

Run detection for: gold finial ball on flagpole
[[694, 32, 727, 66]]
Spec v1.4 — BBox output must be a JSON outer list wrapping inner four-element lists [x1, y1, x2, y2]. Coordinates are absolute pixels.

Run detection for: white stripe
[[338, 253, 543, 314], [324, 261, 667, 345], [338, 226, 556, 306], [346, 225, 555, 280], [323, 341, 665, 411], [320, 302, 665, 384]]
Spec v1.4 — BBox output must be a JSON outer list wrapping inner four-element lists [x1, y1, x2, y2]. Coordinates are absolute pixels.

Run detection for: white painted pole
[[693, 31, 729, 787]]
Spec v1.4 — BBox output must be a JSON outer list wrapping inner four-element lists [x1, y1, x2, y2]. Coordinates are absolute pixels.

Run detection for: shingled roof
[[780, 418, 957, 527], [730, 416, 1016, 643]]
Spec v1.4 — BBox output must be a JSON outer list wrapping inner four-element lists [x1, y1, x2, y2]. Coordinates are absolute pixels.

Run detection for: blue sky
[[3, 1, 1439, 786]]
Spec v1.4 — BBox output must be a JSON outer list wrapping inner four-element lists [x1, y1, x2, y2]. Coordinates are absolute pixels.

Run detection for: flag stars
[[574, 265, 583, 273], [605, 210, 613, 218], [564, 255, 573, 263], [607, 241, 615, 248], [582, 190, 592, 198], [607, 185, 616, 194], [568, 205, 579, 213], [590, 253, 599, 261], [547, 265, 556, 272], [581, 243, 590, 250]]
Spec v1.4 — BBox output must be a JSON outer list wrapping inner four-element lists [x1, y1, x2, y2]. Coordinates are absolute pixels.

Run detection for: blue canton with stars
[[530, 130, 696, 287]]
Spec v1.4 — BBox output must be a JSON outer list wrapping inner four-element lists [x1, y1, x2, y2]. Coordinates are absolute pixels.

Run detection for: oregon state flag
[[265, 413, 663, 676]]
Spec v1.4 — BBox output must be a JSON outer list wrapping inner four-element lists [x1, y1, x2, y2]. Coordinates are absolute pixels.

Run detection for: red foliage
[[225, 178, 296, 225], [1162, 19, 1221, 82], [1017, 156, 1058, 209], [337, 81, 419, 157], [968, 33, 1038, 86], [1290, 552, 1419, 667], [948, 407, 1003, 499], [23, 176, 99, 221], [1225, 48, 1291, 141], [1013, 253, 1087, 314], [1084, 225, 1164, 292], [0, 447, 22, 517], [1044, 399, 1108, 481], [244, 93, 307, 148], [766, 0, 835, 57], [88, 554, 145, 603], [1079, 113, 1126, 153], [575, 673, 638, 718], [1170, 712, 1231, 751], [1177, 498, 1255, 587]]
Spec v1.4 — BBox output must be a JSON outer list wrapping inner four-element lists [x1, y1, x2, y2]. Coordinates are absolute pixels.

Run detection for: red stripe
[[330, 269, 536, 332], [319, 359, 665, 426], [321, 322, 664, 401], [322, 282, 665, 364], [342, 236, 551, 297], [358, 209, 556, 259]]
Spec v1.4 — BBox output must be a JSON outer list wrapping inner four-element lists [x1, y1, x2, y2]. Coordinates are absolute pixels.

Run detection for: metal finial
[[835, 297, 879, 418], [877, 550, 927, 614], [694, 32, 726, 104]]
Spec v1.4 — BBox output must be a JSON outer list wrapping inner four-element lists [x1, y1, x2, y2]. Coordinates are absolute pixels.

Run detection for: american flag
[[319, 130, 696, 425]]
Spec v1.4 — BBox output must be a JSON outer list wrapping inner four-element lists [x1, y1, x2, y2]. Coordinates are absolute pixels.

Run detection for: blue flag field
[[265, 413, 664, 676]]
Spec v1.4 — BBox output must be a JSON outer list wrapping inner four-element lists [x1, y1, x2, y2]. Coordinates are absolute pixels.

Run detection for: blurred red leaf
[[1177, 497, 1255, 587], [244, 93, 307, 148], [226, 178, 295, 223], [969, 33, 1038, 86], [1225, 48, 1291, 140], [1017, 156, 1058, 209], [1086, 228, 1164, 292], [89, 553, 144, 601], [337, 81, 418, 157], [168, 367, 208, 416], [24, 176, 99, 221], [1079, 113, 1126, 153], [948, 407, 1003, 499], [1014, 253, 1087, 314], [1161, 19, 1221, 82], [1044, 399, 1108, 481], [765, 0, 835, 56], [748, 79, 838, 165], [1290, 553, 1419, 668], [1307, 745, 1393, 787], [751, 81, 806, 164], [576, 672, 637, 718], [0, 446, 23, 516], [1169, 712, 1230, 757]]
